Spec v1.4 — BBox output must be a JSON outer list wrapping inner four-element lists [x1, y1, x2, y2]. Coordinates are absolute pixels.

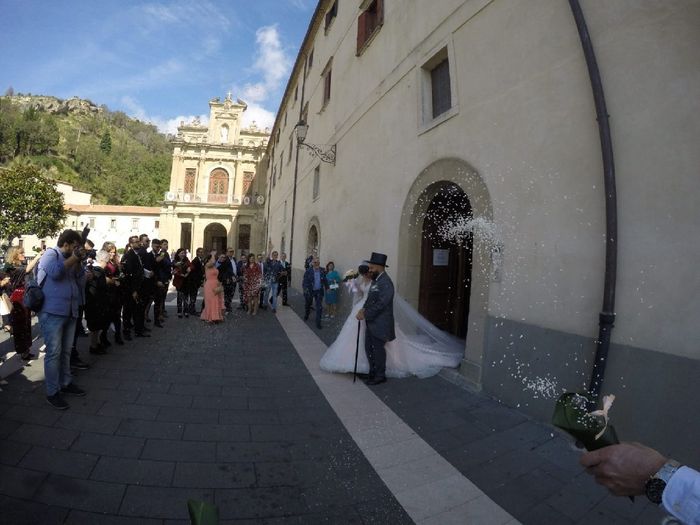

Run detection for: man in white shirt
[[581, 442, 699, 524]]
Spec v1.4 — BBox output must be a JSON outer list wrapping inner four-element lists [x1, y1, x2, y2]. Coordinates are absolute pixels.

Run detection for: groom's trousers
[[364, 330, 387, 380]]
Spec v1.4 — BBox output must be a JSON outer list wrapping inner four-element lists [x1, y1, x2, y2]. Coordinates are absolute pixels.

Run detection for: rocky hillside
[[0, 94, 171, 206]]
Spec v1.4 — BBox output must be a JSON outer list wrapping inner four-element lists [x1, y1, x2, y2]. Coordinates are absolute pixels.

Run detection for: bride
[[320, 264, 464, 378]]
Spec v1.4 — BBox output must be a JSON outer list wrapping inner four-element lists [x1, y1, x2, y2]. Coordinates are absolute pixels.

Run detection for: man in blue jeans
[[37, 229, 88, 410], [264, 251, 282, 313]]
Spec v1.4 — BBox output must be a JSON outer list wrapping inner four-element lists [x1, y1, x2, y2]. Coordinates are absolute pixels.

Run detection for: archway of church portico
[[203, 222, 227, 253], [397, 158, 494, 387]]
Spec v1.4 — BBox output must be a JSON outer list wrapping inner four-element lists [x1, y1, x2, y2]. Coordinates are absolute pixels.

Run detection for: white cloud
[[139, 1, 232, 31], [241, 103, 275, 132], [240, 25, 292, 105]]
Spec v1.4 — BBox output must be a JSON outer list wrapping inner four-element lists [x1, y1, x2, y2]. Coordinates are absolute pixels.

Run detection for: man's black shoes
[[135, 332, 151, 338], [364, 377, 387, 386], [46, 394, 69, 410], [70, 358, 90, 370], [61, 383, 86, 397]]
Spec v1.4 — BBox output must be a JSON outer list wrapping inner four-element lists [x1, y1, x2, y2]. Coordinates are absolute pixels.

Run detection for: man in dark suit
[[188, 248, 205, 315], [302, 256, 327, 329], [277, 252, 290, 306], [122, 235, 148, 338], [216, 249, 237, 313], [356, 252, 395, 385]]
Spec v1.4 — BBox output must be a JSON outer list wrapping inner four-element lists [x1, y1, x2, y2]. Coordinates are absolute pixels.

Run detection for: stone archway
[[307, 218, 320, 259], [398, 158, 493, 388], [203, 222, 227, 253]]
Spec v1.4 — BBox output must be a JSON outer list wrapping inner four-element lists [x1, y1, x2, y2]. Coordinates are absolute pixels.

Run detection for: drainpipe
[[568, 0, 618, 406]]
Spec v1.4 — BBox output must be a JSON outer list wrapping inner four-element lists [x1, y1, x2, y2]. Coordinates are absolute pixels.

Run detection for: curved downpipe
[[568, 0, 618, 406]]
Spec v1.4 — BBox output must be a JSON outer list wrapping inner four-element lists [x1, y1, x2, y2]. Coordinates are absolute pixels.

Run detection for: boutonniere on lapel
[[370, 285, 379, 292]]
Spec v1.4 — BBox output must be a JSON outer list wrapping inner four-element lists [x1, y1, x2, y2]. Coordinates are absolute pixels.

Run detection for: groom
[[356, 252, 395, 385]]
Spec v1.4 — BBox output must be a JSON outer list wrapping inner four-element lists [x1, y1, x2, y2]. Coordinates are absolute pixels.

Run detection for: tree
[[0, 163, 66, 245], [4, 86, 14, 97], [100, 130, 112, 154]]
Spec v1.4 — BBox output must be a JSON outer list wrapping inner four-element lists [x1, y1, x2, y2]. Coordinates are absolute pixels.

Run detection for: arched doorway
[[419, 184, 473, 338], [397, 158, 493, 388], [307, 222, 319, 258], [203, 222, 227, 253]]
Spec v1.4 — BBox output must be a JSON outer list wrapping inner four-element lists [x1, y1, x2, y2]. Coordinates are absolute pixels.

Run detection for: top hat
[[367, 252, 389, 268]]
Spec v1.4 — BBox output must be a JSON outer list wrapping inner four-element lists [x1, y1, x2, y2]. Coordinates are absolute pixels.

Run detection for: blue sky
[[0, 0, 314, 133]]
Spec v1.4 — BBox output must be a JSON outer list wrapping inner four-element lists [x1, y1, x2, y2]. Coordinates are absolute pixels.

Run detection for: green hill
[[0, 93, 171, 206]]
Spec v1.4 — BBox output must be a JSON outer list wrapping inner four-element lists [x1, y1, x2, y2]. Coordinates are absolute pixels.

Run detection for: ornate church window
[[209, 169, 229, 203]]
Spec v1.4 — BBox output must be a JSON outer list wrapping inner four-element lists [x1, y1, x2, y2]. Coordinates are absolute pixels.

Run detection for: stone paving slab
[[0, 294, 413, 523], [0, 288, 677, 524]]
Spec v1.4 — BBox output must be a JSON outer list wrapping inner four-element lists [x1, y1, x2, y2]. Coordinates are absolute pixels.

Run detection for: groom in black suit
[[356, 252, 395, 385]]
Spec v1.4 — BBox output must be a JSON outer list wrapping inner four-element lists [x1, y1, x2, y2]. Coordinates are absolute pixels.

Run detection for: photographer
[[37, 229, 89, 410]]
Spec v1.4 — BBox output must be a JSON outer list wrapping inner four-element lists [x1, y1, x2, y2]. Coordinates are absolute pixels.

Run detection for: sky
[[0, 0, 314, 133]]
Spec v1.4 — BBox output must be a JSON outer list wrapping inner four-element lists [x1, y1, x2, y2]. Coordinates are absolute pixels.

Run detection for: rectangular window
[[284, 200, 287, 223], [313, 165, 320, 200], [322, 59, 333, 108], [18, 238, 24, 248], [306, 48, 314, 75], [279, 154, 284, 179], [184, 168, 196, 194], [110, 218, 116, 229], [357, 0, 383, 55], [272, 166, 276, 188], [288, 136, 293, 163], [325, 1, 338, 32], [132, 218, 139, 230], [89, 217, 95, 228], [238, 224, 251, 250], [294, 84, 298, 102], [431, 58, 452, 118], [283, 111, 287, 128], [155, 220, 160, 229]]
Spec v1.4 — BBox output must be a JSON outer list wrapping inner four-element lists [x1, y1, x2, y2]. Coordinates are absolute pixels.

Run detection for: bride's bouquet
[[342, 269, 359, 282]]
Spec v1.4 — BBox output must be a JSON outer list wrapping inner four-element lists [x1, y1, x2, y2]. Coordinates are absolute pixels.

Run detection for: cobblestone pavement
[[0, 289, 672, 524]]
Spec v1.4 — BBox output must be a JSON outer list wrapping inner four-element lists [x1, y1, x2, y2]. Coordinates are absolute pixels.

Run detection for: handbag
[[9, 287, 25, 304], [214, 284, 224, 295], [0, 293, 12, 316]]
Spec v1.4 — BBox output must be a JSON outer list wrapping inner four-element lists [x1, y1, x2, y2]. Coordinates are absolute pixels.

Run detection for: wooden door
[[418, 185, 473, 338]]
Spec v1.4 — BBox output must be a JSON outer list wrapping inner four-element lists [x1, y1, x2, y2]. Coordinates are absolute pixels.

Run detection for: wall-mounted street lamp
[[295, 120, 336, 165]]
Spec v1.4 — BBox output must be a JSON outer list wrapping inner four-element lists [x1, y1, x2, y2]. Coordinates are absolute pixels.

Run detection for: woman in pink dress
[[200, 262, 224, 323]]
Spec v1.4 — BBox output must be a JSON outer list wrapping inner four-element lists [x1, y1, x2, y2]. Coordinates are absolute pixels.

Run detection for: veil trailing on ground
[[391, 293, 464, 374]]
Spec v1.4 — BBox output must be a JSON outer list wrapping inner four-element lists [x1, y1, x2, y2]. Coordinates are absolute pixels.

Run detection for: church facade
[[158, 94, 269, 257], [263, 1, 700, 462]]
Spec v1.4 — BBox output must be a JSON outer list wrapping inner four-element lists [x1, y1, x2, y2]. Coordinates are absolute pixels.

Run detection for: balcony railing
[[163, 192, 260, 206]]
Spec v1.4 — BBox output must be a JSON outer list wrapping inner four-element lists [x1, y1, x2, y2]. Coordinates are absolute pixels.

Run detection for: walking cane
[[353, 320, 361, 383]]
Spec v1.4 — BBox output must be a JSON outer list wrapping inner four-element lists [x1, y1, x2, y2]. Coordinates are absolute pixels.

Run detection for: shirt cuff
[[663, 465, 700, 525]]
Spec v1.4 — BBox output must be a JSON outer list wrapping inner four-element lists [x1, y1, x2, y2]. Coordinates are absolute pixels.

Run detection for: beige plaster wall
[[265, 0, 700, 365]]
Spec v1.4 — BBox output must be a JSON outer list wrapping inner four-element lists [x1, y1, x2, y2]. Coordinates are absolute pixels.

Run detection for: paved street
[[0, 291, 669, 524]]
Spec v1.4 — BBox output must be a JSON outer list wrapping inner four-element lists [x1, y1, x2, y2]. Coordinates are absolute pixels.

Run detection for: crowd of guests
[[0, 228, 316, 408]]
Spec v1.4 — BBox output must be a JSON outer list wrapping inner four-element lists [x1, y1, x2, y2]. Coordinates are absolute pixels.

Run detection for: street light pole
[[288, 55, 308, 277]]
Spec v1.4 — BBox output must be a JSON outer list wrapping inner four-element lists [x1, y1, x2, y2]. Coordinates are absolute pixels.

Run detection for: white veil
[[392, 293, 464, 369]]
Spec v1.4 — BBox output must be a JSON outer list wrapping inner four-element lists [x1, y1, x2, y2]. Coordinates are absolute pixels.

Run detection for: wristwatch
[[645, 459, 681, 505]]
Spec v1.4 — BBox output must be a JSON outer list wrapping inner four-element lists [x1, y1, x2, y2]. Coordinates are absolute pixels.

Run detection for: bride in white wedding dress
[[320, 268, 464, 378]]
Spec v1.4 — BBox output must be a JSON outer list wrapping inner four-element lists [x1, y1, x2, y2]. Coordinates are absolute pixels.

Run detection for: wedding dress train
[[320, 278, 463, 378]]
